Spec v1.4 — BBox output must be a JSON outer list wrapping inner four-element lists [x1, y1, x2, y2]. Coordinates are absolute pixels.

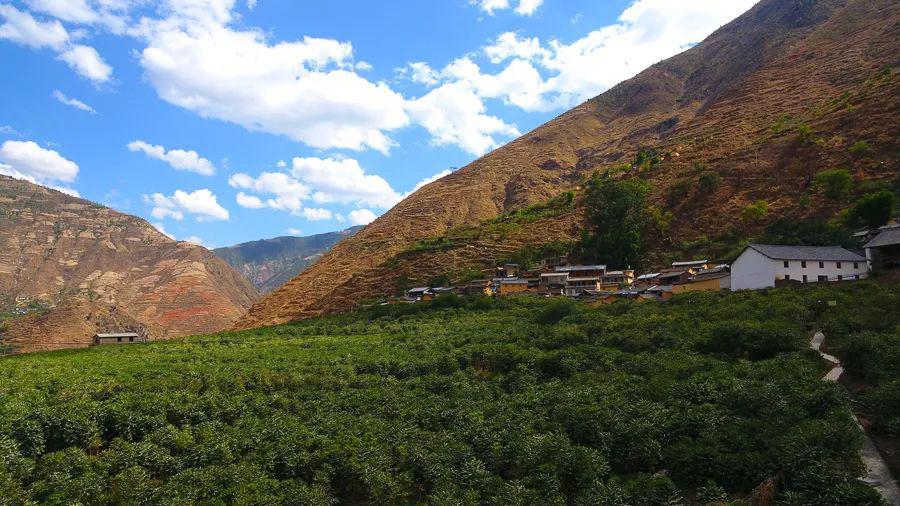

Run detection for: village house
[[865, 225, 900, 272], [633, 272, 660, 289], [539, 271, 569, 296], [672, 266, 731, 294], [497, 278, 530, 295], [671, 260, 716, 273], [496, 263, 521, 278], [599, 270, 635, 290], [94, 332, 146, 345], [656, 269, 692, 286], [731, 244, 868, 291], [461, 279, 493, 296]]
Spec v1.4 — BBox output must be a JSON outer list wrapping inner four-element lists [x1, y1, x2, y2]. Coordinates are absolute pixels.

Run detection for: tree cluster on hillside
[[578, 176, 651, 269]]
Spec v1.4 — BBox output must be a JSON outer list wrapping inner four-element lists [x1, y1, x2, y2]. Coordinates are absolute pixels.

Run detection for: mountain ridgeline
[[0, 176, 258, 353], [237, 0, 900, 329], [213, 227, 362, 294]]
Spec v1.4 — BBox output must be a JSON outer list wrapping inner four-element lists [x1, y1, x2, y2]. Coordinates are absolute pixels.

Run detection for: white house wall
[[732, 248, 775, 290], [732, 248, 868, 291]]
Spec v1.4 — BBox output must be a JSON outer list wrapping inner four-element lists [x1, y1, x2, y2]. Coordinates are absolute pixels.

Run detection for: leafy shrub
[[848, 140, 872, 155], [535, 298, 579, 324], [846, 190, 895, 228], [741, 200, 769, 224], [697, 171, 721, 193], [814, 169, 853, 201], [666, 179, 693, 207]]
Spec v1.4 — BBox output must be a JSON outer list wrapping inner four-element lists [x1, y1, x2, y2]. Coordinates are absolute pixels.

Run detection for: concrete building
[[731, 244, 868, 291], [865, 226, 900, 272], [94, 332, 145, 345]]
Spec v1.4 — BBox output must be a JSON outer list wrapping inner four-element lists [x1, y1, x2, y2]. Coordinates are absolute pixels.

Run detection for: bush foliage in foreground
[[0, 284, 896, 504]]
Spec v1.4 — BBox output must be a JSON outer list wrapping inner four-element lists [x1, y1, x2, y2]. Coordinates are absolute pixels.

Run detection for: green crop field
[[0, 284, 897, 505]]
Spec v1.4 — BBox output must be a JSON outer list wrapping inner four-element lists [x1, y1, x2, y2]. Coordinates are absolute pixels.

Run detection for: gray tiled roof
[[747, 244, 866, 262], [865, 228, 900, 249]]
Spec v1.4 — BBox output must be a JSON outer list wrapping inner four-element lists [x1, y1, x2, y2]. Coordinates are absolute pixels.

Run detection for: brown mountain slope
[[0, 176, 258, 351], [238, 0, 899, 329]]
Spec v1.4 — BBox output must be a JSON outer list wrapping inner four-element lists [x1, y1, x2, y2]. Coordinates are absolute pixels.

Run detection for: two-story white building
[[731, 244, 868, 291]]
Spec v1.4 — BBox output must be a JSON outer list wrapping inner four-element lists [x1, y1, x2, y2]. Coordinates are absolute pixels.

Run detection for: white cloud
[[246, 0, 257, 10], [287, 227, 303, 236], [473, 0, 759, 109], [0, 140, 79, 183], [470, 0, 543, 16], [407, 169, 453, 196], [276, 160, 286, 168], [23, 0, 132, 33], [406, 80, 520, 156], [52, 90, 97, 114], [146, 189, 229, 221], [0, 125, 23, 137], [355, 61, 372, 71], [399, 61, 440, 86], [235, 191, 265, 209], [136, 18, 409, 153], [0, 4, 69, 49], [348, 208, 377, 226], [128, 140, 216, 176], [291, 157, 400, 209], [0, 5, 113, 83], [300, 207, 333, 221], [58, 44, 113, 82], [228, 172, 310, 213]]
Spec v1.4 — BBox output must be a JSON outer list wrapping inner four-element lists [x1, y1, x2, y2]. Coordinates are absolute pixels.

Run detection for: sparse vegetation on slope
[[0, 284, 896, 504]]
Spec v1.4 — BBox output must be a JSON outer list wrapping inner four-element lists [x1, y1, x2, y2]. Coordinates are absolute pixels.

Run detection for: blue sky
[[0, 0, 757, 248]]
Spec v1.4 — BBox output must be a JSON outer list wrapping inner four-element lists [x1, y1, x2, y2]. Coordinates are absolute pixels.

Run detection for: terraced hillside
[[238, 0, 899, 329], [0, 176, 258, 353]]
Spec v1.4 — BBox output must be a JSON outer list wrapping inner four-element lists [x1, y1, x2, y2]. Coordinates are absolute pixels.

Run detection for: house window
[[838, 275, 843, 281], [854, 262, 859, 269], [801, 261, 807, 268], [837, 262, 842, 269], [803, 275, 808, 283], [129, 337, 135, 342], [117, 337, 123, 343], [818, 275, 828, 282], [819, 261, 824, 268], [783, 261, 790, 268], [785, 275, 791, 281]]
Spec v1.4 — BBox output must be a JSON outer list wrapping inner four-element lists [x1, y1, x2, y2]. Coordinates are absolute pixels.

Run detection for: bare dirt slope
[[0, 176, 258, 350], [238, 0, 899, 328]]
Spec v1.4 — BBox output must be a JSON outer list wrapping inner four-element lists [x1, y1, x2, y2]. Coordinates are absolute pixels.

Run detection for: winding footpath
[[810, 332, 900, 505]]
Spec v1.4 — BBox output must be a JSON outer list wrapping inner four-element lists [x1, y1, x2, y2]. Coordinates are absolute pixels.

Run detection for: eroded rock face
[[0, 176, 258, 351], [237, 0, 900, 329]]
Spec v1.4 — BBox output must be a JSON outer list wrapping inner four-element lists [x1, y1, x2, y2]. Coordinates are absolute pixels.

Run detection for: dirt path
[[810, 331, 900, 505]]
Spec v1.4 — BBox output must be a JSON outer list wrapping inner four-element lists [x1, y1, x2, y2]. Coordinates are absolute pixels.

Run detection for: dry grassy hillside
[[238, 0, 899, 328], [0, 176, 258, 351]]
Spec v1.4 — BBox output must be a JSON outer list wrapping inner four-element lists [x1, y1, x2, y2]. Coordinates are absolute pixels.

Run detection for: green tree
[[697, 171, 721, 193], [741, 200, 769, 224], [814, 169, 853, 200], [579, 177, 651, 268], [847, 190, 895, 228]]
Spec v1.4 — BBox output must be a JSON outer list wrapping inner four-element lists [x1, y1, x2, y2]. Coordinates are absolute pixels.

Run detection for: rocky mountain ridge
[[0, 175, 258, 352]]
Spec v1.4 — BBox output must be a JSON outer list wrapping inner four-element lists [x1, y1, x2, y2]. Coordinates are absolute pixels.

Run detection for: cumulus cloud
[[348, 208, 377, 226], [0, 4, 113, 83], [228, 172, 310, 213], [145, 189, 229, 221], [290, 157, 400, 209], [471, 0, 543, 16], [406, 80, 521, 156], [286, 227, 303, 236], [182, 235, 204, 246], [417, 0, 757, 118], [136, 14, 409, 153], [52, 90, 97, 114], [301, 208, 333, 221], [0, 140, 79, 183], [128, 140, 216, 176], [23, 0, 132, 33]]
